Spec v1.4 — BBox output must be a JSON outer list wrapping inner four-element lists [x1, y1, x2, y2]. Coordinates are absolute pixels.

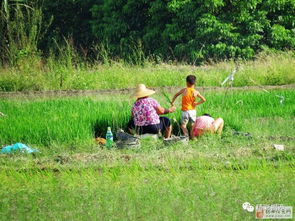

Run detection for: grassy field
[[0, 165, 293, 220], [0, 52, 295, 92], [0, 88, 294, 220]]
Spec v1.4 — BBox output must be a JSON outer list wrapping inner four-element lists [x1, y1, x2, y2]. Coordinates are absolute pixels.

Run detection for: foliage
[[41, 0, 95, 55], [90, 0, 295, 63], [1, 0, 294, 65]]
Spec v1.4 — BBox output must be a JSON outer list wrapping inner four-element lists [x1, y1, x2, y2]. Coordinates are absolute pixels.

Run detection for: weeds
[[0, 0, 52, 66]]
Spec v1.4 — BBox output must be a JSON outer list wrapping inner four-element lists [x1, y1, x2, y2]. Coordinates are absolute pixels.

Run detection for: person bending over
[[191, 114, 224, 139]]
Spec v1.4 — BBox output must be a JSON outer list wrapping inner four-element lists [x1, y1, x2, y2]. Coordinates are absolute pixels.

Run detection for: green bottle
[[106, 127, 113, 148]]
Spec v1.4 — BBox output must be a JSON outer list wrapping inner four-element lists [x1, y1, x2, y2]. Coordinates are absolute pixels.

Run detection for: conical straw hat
[[133, 84, 155, 99]]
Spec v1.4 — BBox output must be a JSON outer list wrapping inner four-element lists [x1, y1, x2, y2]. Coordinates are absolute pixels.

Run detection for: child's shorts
[[181, 110, 196, 125]]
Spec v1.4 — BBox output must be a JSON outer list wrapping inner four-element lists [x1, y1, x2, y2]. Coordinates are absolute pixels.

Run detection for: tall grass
[[0, 0, 52, 66], [0, 50, 294, 92]]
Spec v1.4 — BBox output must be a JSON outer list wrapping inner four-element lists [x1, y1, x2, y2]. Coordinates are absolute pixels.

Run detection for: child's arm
[[193, 91, 206, 106], [171, 89, 185, 105]]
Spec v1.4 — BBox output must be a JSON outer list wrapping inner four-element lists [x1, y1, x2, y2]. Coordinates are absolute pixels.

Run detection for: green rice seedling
[[0, 89, 294, 149], [161, 90, 173, 105]]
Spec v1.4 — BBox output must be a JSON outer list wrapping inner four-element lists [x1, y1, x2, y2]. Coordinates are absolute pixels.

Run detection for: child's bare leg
[[181, 124, 189, 136], [213, 118, 224, 135], [164, 125, 172, 138]]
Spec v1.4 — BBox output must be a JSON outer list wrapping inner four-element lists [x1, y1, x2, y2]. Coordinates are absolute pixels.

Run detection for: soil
[[0, 84, 294, 98]]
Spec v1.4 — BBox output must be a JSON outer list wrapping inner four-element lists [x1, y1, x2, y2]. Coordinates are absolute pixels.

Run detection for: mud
[[0, 84, 294, 98]]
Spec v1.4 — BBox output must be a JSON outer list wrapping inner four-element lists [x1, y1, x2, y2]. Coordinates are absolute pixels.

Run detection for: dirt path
[[0, 84, 294, 98]]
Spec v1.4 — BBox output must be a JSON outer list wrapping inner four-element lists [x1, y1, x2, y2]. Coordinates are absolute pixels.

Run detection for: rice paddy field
[[0, 86, 294, 220]]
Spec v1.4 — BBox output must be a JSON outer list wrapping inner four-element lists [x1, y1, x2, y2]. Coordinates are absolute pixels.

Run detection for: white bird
[[221, 67, 237, 86], [276, 95, 285, 105], [0, 112, 6, 117]]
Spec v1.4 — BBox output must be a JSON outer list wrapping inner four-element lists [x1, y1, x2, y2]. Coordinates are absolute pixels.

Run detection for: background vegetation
[[90, 0, 295, 63], [1, 0, 295, 66], [1, 0, 294, 92], [0, 51, 294, 92]]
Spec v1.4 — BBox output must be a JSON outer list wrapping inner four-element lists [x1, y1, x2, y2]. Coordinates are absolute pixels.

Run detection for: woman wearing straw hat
[[128, 84, 176, 138]]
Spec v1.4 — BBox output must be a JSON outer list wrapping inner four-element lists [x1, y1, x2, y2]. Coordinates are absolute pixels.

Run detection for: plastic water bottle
[[106, 127, 113, 148]]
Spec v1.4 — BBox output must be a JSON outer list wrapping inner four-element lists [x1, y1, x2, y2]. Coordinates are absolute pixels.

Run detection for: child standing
[[171, 75, 206, 136]]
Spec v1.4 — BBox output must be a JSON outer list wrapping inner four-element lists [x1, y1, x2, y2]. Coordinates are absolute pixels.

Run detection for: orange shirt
[[182, 87, 196, 111]]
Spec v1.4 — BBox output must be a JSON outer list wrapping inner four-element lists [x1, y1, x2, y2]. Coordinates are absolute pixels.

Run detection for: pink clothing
[[132, 97, 160, 126], [192, 116, 214, 136]]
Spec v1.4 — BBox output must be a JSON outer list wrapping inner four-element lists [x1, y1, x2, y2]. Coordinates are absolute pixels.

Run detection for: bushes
[[1, 0, 294, 65], [90, 0, 295, 63]]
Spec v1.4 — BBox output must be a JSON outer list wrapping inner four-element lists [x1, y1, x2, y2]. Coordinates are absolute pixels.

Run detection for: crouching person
[[128, 84, 176, 138], [191, 114, 224, 139]]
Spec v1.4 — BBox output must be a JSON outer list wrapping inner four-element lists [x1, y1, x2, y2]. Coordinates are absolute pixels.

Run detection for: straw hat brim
[[134, 89, 155, 99]]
